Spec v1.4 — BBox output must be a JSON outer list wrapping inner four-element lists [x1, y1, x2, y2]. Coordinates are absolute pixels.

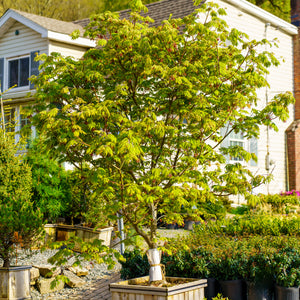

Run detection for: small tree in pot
[[31, 0, 294, 283], [0, 131, 43, 267]]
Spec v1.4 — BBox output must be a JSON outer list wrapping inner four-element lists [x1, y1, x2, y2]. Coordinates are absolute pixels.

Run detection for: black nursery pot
[[166, 223, 178, 229], [275, 285, 299, 300], [184, 220, 195, 230], [204, 278, 220, 300], [219, 279, 246, 300], [247, 281, 273, 300]]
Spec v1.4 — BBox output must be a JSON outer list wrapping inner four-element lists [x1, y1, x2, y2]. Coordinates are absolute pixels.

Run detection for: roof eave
[[225, 0, 298, 35], [47, 31, 96, 47]]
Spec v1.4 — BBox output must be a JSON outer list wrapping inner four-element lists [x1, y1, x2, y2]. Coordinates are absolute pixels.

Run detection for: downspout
[[285, 132, 289, 191], [0, 88, 5, 136], [265, 23, 270, 194]]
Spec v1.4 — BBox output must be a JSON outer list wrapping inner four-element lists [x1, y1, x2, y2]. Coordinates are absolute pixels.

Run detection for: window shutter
[[30, 50, 40, 89], [220, 127, 230, 162], [0, 57, 4, 93], [250, 137, 258, 166]]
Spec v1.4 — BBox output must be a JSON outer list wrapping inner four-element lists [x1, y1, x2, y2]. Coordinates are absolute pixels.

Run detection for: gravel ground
[[1, 229, 189, 299], [4, 249, 121, 300]]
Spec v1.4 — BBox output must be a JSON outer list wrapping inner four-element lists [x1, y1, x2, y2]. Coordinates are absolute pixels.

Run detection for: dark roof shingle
[[73, 0, 199, 28], [11, 9, 85, 36]]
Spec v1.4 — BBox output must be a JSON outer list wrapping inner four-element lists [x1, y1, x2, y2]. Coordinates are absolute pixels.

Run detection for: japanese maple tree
[[31, 0, 294, 281]]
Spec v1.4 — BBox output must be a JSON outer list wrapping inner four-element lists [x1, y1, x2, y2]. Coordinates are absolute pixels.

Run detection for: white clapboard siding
[[0, 21, 48, 58], [215, 0, 295, 196], [49, 40, 88, 59]]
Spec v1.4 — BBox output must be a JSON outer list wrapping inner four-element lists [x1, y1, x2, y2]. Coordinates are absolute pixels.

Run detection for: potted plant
[[30, 0, 294, 296], [72, 170, 114, 246], [241, 249, 274, 300], [272, 248, 300, 300], [0, 130, 43, 299], [211, 247, 246, 300]]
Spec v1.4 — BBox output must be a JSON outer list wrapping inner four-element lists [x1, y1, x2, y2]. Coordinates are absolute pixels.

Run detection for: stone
[[63, 270, 86, 288], [67, 266, 89, 276], [34, 264, 61, 278], [30, 267, 40, 285], [36, 278, 65, 294]]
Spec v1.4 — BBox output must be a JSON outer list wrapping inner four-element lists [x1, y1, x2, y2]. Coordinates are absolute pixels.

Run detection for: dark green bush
[[201, 200, 227, 220], [195, 215, 300, 237], [230, 204, 249, 215], [259, 194, 299, 214], [120, 249, 149, 279], [272, 248, 300, 287], [162, 248, 209, 278], [25, 140, 72, 223], [120, 248, 210, 280], [120, 234, 300, 287]]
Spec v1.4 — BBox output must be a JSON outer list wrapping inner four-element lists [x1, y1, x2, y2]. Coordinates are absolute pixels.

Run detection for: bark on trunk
[[3, 257, 10, 268]]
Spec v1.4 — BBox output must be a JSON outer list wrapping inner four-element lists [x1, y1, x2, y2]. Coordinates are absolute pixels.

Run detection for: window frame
[[6, 55, 30, 91], [229, 132, 245, 162]]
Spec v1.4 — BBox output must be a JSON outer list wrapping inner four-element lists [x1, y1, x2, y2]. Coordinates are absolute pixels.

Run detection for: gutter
[[46, 31, 96, 48], [225, 0, 298, 35]]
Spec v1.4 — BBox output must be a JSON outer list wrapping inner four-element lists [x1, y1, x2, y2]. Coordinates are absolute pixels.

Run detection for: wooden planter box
[[43, 224, 113, 247], [110, 276, 207, 300], [44, 224, 57, 243], [56, 225, 76, 241], [75, 226, 113, 246], [0, 266, 31, 299]]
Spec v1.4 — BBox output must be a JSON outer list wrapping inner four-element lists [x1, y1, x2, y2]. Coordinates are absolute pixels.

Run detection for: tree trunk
[[3, 257, 10, 268], [2, 246, 11, 268], [147, 248, 163, 282]]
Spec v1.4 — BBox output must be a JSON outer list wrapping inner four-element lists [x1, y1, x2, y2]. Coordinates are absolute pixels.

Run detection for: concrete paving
[[70, 272, 121, 300]]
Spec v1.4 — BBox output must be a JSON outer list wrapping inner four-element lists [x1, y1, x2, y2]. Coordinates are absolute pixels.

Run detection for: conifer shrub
[[25, 140, 72, 223], [0, 132, 43, 267]]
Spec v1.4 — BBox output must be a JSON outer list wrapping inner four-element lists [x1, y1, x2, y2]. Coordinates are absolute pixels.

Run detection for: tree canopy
[[31, 0, 294, 250]]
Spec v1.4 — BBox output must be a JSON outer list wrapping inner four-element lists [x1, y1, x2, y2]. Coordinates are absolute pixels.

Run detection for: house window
[[220, 125, 257, 166], [4, 107, 15, 131], [8, 57, 29, 88], [20, 113, 30, 130], [229, 131, 245, 161], [1, 107, 16, 132]]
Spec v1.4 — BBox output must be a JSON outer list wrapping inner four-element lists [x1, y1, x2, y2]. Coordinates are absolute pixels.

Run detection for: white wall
[[0, 20, 48, 101], [216, 0, 295, 196], [49, 40, 87, 59]]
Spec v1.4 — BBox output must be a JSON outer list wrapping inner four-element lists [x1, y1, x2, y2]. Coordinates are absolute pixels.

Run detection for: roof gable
[[0, 9, 95, 47]]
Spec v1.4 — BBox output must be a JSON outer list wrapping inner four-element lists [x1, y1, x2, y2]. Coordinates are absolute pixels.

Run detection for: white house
[[0, 0, 297, 198], [215, 0, 297, 196], [0, 9, 94, 136]]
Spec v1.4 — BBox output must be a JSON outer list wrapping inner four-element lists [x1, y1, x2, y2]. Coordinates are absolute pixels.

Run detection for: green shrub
[[25, 140, 72, 223], [162, 249, 209, 278], [230, 204, 249, 215], [259, 194, 299, 214], [120, 234, 300, 287], [201, 200, 227, 220], [194, 215, 300, 237], [0, 132, 43, 267], [211, 294, 229, 300], [120, 248, 210, 280], [272, 248, 300, 287], [120, 249, 149, 279]]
